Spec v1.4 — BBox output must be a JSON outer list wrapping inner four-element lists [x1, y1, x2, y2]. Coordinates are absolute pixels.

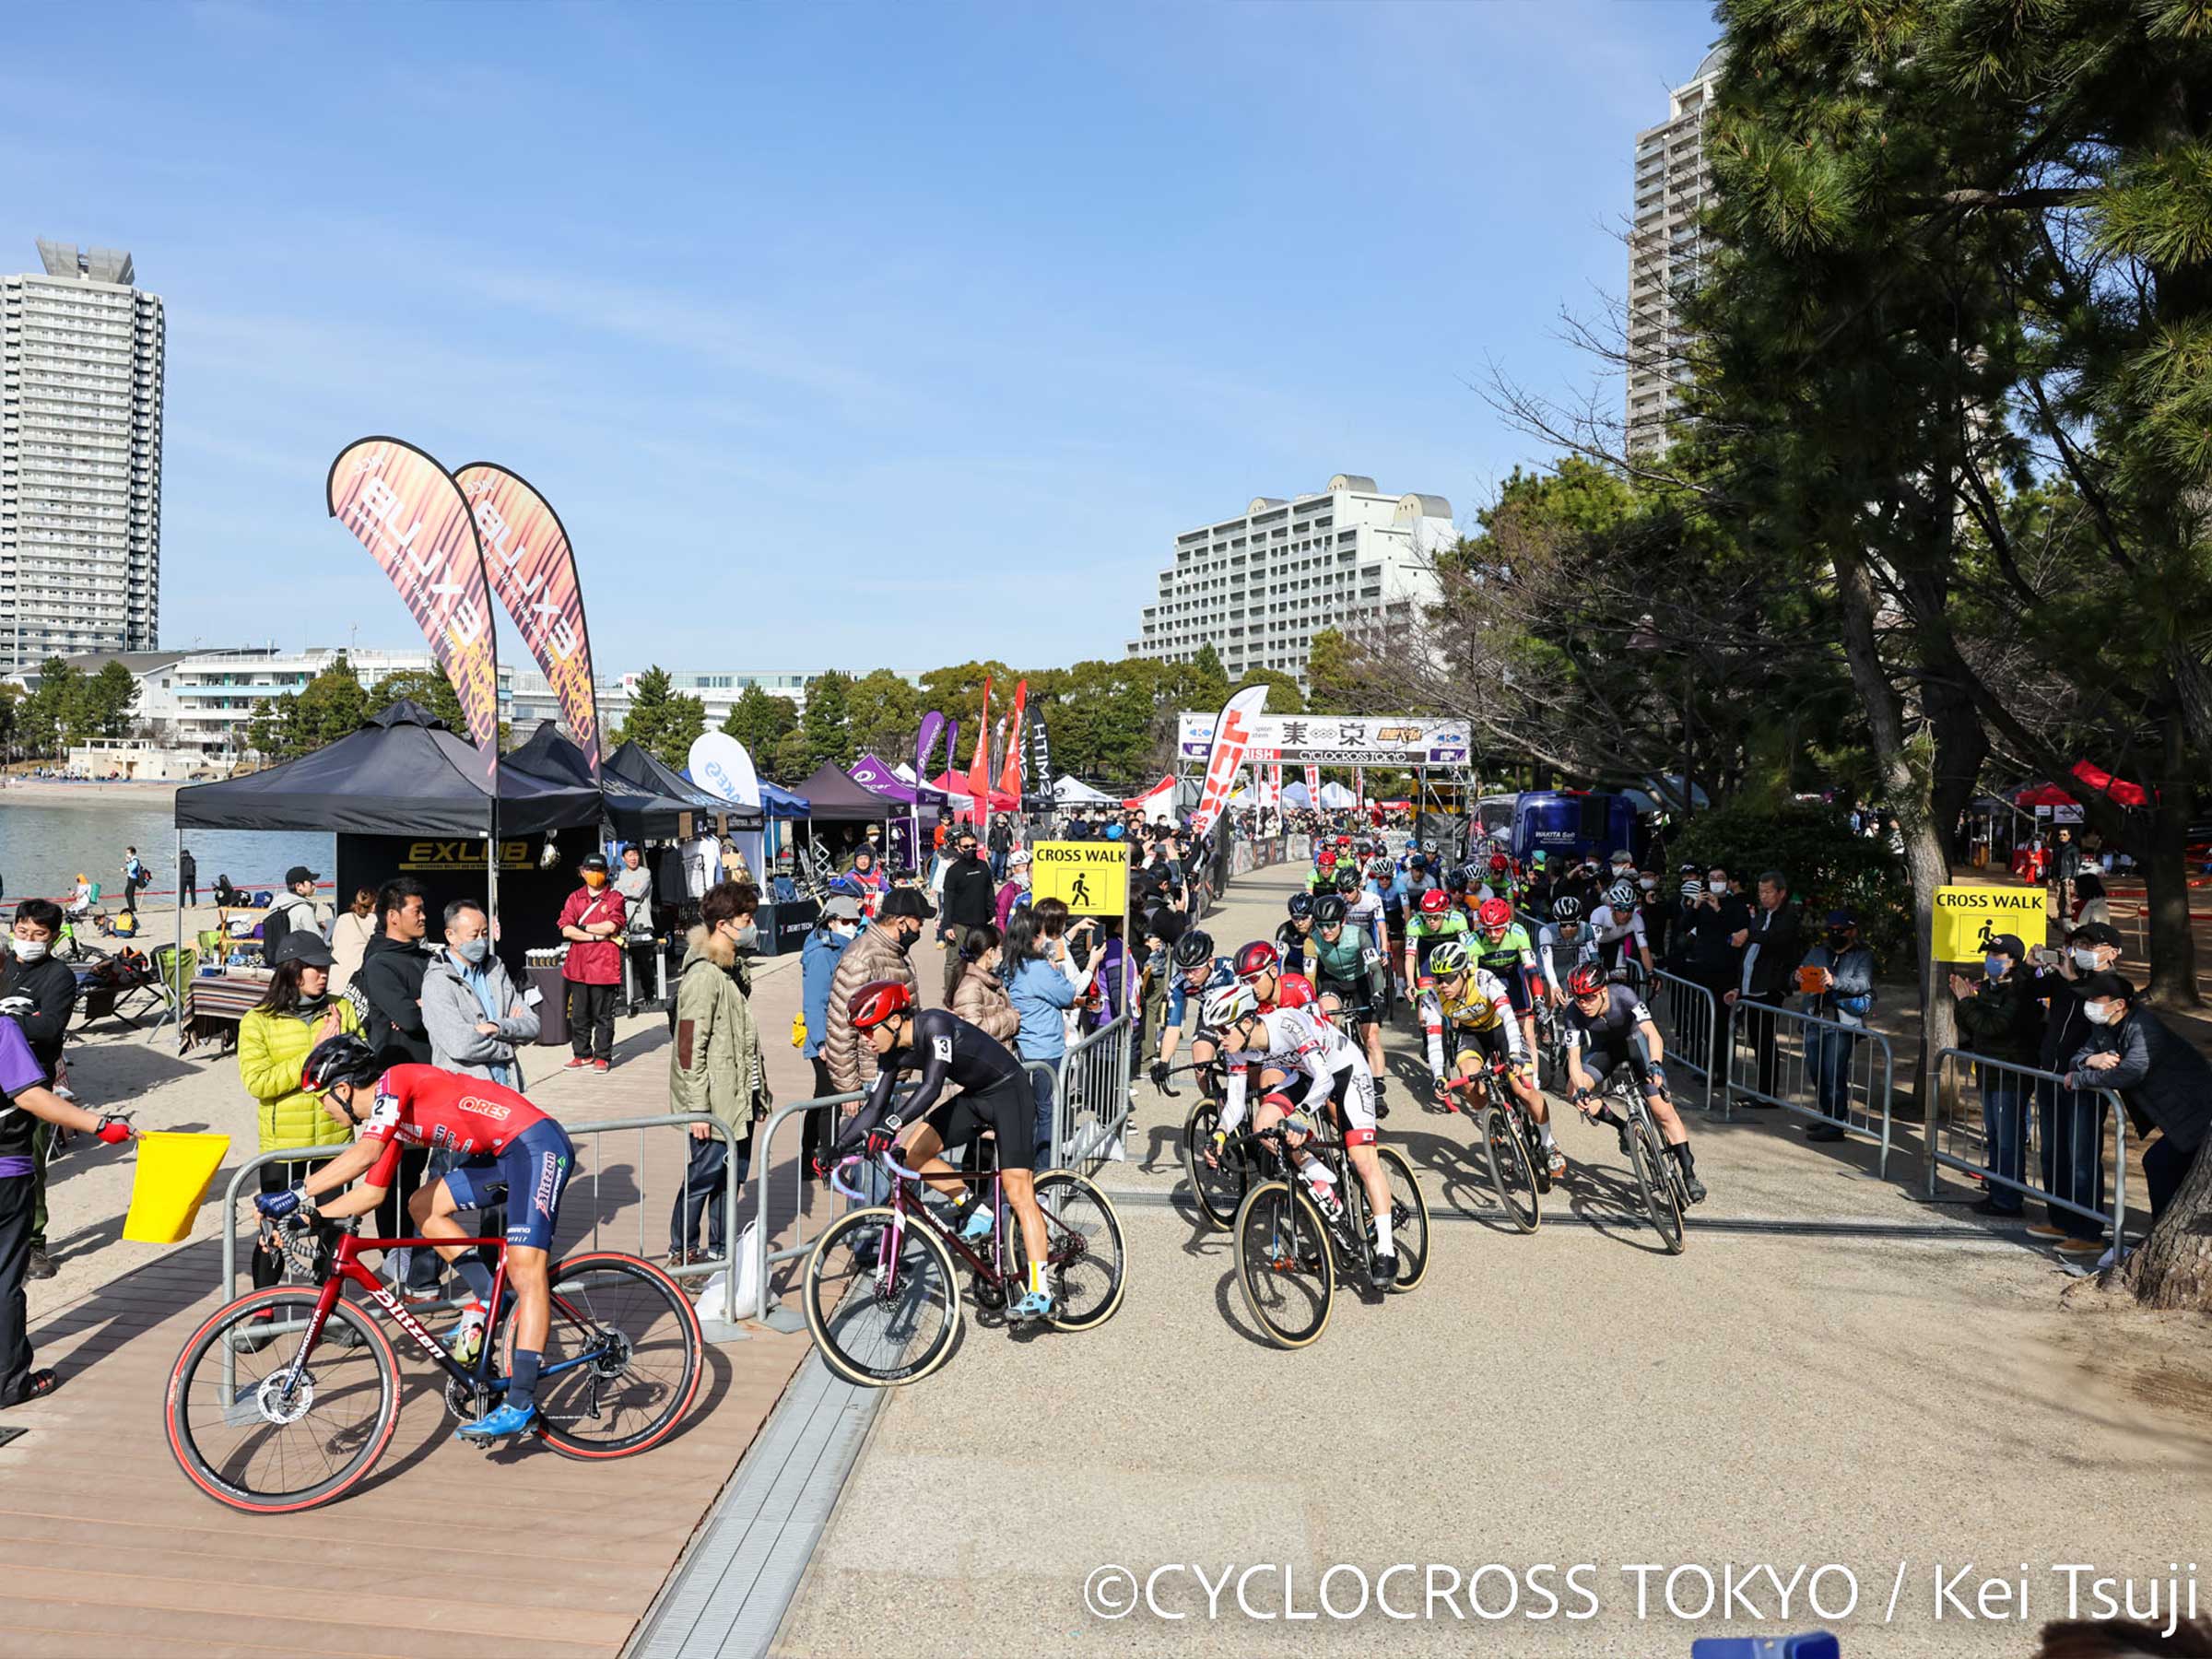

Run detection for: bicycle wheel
[[1182, 1099, 1245, 1230], [1479, 1105, 1540, 1233], [805, 1207, 960, 1386], [534, 1253, 703, 1460], [1030, 1171, 1127, 1331], [1628, 1114, 1686, 1254], [1233, 1181, 1334, 1349], [1376, 1146, 1431, 1292], [165, 1289, 399, 1514]]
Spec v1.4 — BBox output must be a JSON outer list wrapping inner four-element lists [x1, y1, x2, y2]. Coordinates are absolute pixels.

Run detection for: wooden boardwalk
[[0, 971, 851, 1659]]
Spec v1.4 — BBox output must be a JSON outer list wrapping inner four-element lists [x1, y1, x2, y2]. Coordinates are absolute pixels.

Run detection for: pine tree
[[615, 665, 706, 771], [800, 670, 854, 772]]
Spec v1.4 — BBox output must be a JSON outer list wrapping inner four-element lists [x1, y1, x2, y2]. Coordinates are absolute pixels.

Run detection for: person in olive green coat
[[237, 933, 360, 1289], [667, 881, 765, 1265]]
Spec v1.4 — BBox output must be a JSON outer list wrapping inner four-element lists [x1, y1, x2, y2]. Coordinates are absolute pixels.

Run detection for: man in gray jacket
[[1797, 907, 1876, 1142], [421, 899, 539, 1088], [2063, 971, 2211, 1222]]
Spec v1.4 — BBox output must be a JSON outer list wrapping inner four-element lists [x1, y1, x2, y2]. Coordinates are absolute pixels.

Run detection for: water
[[0, 789, 333, 905]]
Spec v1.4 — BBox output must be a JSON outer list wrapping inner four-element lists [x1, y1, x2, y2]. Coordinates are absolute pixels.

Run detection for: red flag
[[1304, 764, 1321, 802], [1191, 686, 1269, 835], [995, 679, 1028, 801], [967, 677, 993, 830]]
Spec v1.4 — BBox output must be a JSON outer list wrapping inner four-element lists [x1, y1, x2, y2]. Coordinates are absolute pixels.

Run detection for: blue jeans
[[1805, 1023, 1858, 1121], [670, 1129, 749, 1258], [2037, 1078, 2107, 1240], [1981, 1074, 2028, 1214], [1028, 1061, 1058, 1173]]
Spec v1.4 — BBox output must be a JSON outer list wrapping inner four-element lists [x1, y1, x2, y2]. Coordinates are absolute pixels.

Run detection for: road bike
[[165, 1218, 701, 1513], [1440, 1059, 1548, 1233], [803, 1141, 1125, 1387], [1230, 1106, 1430, 1350], [1578, 1071, 1688, 1254]]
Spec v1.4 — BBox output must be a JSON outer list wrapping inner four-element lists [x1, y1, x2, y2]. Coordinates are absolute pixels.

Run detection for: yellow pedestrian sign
[[1931, 884, 2044, 962], [1030, 841, 1127, 917]]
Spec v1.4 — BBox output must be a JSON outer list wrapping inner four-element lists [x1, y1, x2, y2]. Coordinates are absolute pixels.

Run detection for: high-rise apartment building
[[0, 241, 166, 674], [1127, 476, 1453, 692], [1626, 47, 1726, 452]]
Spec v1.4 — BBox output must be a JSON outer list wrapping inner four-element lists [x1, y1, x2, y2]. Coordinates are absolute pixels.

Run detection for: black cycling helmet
[[1550, 894, 1583, 923], [1171, 929, 1216, 970], [301, 1032, 382, 1094], [1313, 893, 1348, 928], [1333, 867, 1361, 894], [1287, 893, 1314, 921], [1443, 865, 1470, 893]]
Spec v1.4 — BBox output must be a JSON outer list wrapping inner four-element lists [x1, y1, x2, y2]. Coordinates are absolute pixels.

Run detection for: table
[[182, 971, 273, 1052]]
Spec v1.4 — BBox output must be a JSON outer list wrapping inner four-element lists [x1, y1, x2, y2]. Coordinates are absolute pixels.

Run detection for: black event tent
[[606, 739, 762, 831], [504, 724, 701, 840], [175, 701, 600, 836], [794, 761, 894, 824]]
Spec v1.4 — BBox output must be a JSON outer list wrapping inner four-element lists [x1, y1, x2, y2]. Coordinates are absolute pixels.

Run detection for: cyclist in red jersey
[[254, 1036, 574, 1441]]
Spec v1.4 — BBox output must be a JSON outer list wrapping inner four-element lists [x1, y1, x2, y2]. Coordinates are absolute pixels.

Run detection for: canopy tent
[[507, 725, 702, 840], [794, 761, 897, 823], [931, 770, 1021, 813], [1318, 781, 1357, 808], [176, 701, 600, 835], [2015, 760, 2151, 810], [1277, 780, 1312, 809], [758, 779, 810, 818], [849, 752, 951, 814], [607, 739, 766, 830], [1052, 774, 1117, 806]]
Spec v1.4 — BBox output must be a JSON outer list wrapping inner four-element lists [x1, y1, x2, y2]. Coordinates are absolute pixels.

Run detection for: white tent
[[1319, 781, 1357, 808], [1278, 781, 1312, 808], [1052, 774, 1118, 806]]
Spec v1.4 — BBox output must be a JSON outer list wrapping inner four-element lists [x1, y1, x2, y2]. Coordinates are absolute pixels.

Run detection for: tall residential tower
[[0, 241, 166, 674], [1626, 47, 1725, 453]]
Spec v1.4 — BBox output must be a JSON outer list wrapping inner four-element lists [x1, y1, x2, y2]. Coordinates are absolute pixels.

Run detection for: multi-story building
[[1626, 46, 1726, 452], [1126, 475, 1453, 690], [509, 667, 925, 735], [0, 241, 165, 674]]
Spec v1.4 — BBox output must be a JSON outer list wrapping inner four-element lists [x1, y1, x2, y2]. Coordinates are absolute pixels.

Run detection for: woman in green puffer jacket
[[238, 933, 361, 1289]]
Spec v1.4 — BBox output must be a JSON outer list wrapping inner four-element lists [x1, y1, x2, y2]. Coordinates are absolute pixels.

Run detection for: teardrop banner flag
[[968, 677, 993, 830], [1190, 685, 1270, 836], [1031, 712, 1053, 792], [914, 710, 947, 786], [995, 678, 1028, 802], [326, 437, 500, 784], [687, 731, 759, 810], [453, 463, 601, 775]]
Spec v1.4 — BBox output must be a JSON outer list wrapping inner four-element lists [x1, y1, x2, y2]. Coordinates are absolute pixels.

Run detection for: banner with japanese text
[[1190, 685, 1269, 836]]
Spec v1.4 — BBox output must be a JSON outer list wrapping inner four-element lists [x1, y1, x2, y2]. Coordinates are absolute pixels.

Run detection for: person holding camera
[[2030, 923, 2125, 1253], [1951, 932, 2044, 1218]]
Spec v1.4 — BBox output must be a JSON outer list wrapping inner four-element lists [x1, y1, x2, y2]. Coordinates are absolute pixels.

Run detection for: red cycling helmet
[[1565, 962, 1608, 999], [1316, 850, 1337, 869], [847, 980, 915, 1030], [1233, 940, 1280, 982], [1418, 888, 1452, 918], [1477, 897, 1512, 931], [1488, 853, 1512, 875]]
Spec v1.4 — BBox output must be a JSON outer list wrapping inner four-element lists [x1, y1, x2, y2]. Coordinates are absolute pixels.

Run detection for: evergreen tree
[[721, 683, 798, 760], [615, 665, 707, 771], [800, 670, 855, 772], [368, 665, 467, 735]]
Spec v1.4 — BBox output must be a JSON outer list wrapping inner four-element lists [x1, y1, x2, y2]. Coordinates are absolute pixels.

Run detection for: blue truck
[[1475, 790, 1641, 866]]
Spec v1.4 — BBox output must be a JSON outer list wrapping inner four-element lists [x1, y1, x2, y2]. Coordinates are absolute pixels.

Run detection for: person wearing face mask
[[994, 847, 1034, 932], [0, 900, 76, 1283], [798, 895, 863, 1185], [1950, 932, 2045, 1218], [557, 853, 625, 1074], [421, 899, 537, 1088], [950, 922, 1019, 1043], [667, 880, 768, 1266], [2029, 923, 2127, 1253], [1797, 909, 1876, 1142], [2063, 971, 2211, 1228], [825, 886, 930, 1100]]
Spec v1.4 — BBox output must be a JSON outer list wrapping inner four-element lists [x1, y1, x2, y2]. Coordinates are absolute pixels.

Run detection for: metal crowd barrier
[[1925, 1048, 2129, 1242], [216, 1112, 753, 1301], [747, 1084, 904, 1319], [1646, 969, 1721, 1113], [1720, 1000, 1898, 1174], [1041, 1012, 1135, 1174]]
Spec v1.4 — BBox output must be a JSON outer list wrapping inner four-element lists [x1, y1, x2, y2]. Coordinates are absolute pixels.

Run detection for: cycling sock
[[1371, 1210, 1394, 1254], [1295, 1153, 1336, 1185], [508, 1347, 542, 1411], [1594, 1106, 1627, 1131], [1668, 1141, 1694, 1168], [454, 1258, 495, 1305], [1027, 1258, 1049, 1298], [1538, 1121, 1557, 1148]]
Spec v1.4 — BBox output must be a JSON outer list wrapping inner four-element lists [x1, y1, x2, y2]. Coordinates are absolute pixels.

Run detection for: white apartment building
[[1626, 46, 1727, 452], [1127, 475, 1453, 689], [0, 241, 165, 674], [514, 668, 924, 734]]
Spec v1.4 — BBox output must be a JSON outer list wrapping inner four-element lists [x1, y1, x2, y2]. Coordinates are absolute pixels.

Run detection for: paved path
[[770, 865, 2212, 1657]]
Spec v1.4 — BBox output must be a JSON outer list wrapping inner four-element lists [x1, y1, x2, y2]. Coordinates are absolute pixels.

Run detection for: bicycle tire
[[1233, 1180, 1334, 1349], [1376, 1146, 1431, 1292], [535, 1253, 703, 1461], [1628, 1114, 1686, 1255], [804, 1206, 960, 1386], [1030, 1171, 1127, 1331], [1479, 1105, 1541, 1233], [1181, 1099, 1245, 1230], [165, 1288, 399, 1514]]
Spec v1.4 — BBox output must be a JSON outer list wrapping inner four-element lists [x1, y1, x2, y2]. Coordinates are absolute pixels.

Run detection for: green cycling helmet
[[1428, 939, 1473, 979]]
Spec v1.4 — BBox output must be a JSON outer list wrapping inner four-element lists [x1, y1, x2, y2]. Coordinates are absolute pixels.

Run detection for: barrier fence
[[1647, 969, 1721, 1114], [1926, 1048, 2129, 1243], [1040, 1012, 1135, 1175], [1720, 999, 1899, 1175]]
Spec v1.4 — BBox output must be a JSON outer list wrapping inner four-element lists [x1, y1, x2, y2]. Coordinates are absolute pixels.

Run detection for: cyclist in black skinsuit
[[1559, 963, 1706, 1203], [834, 981, 1058, 1320]]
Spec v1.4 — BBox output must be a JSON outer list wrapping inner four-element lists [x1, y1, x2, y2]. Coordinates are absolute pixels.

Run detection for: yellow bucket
[[124, 1132, 232, 1244]]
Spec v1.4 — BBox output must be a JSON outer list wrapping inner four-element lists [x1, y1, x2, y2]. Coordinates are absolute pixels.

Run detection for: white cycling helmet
[[1605, 879, 1638, 909], [1202, 982, 1259, 1031]]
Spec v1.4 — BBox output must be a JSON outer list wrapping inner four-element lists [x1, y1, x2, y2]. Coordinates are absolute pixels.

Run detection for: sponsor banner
[[1176, 712, 1469, 765], [996, 679, 1027, 801], [1303, 764, 1321, 800], [1031, 712, 1053, 792], [968, 678, 993, 828], [453, 463, 600, 773], [394, 839, 536, 873], [688, 732, 760, 808], [327, 437, 500, 783], [915, 710, 947, 786], [1190, 686, 1269, 837]]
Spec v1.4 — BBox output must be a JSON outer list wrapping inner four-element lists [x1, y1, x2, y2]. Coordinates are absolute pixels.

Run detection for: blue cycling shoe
[[455, 1402, 537, 1441], [959, 1206, 995, 1242], [1010, 1289, 1055, 1323]]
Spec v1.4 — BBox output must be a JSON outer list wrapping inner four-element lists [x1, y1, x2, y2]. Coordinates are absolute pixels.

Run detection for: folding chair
[[144, 944, 198, 1043]]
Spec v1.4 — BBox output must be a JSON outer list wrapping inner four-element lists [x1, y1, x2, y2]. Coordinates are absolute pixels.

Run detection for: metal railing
[[1720, 999, 1898, 1173], [1647, 968, 1720, 1113], [1926, 1048, 2129, 1243], [747, 1083, 914, 1320], [217, 1112, 749, 1301], [1041, 1012, 1135, 1174]]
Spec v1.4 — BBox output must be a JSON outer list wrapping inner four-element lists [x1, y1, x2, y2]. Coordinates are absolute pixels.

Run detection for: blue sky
[[6, 0, 1717, 675]]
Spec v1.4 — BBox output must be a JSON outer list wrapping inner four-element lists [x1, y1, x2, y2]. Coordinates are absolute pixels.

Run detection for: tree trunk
[[1924, 672, 1987, 868], [2118, 1130, 2212, 1309], [1835, 551, 1959, 1102], [2142, 708, 2204, 1008]]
